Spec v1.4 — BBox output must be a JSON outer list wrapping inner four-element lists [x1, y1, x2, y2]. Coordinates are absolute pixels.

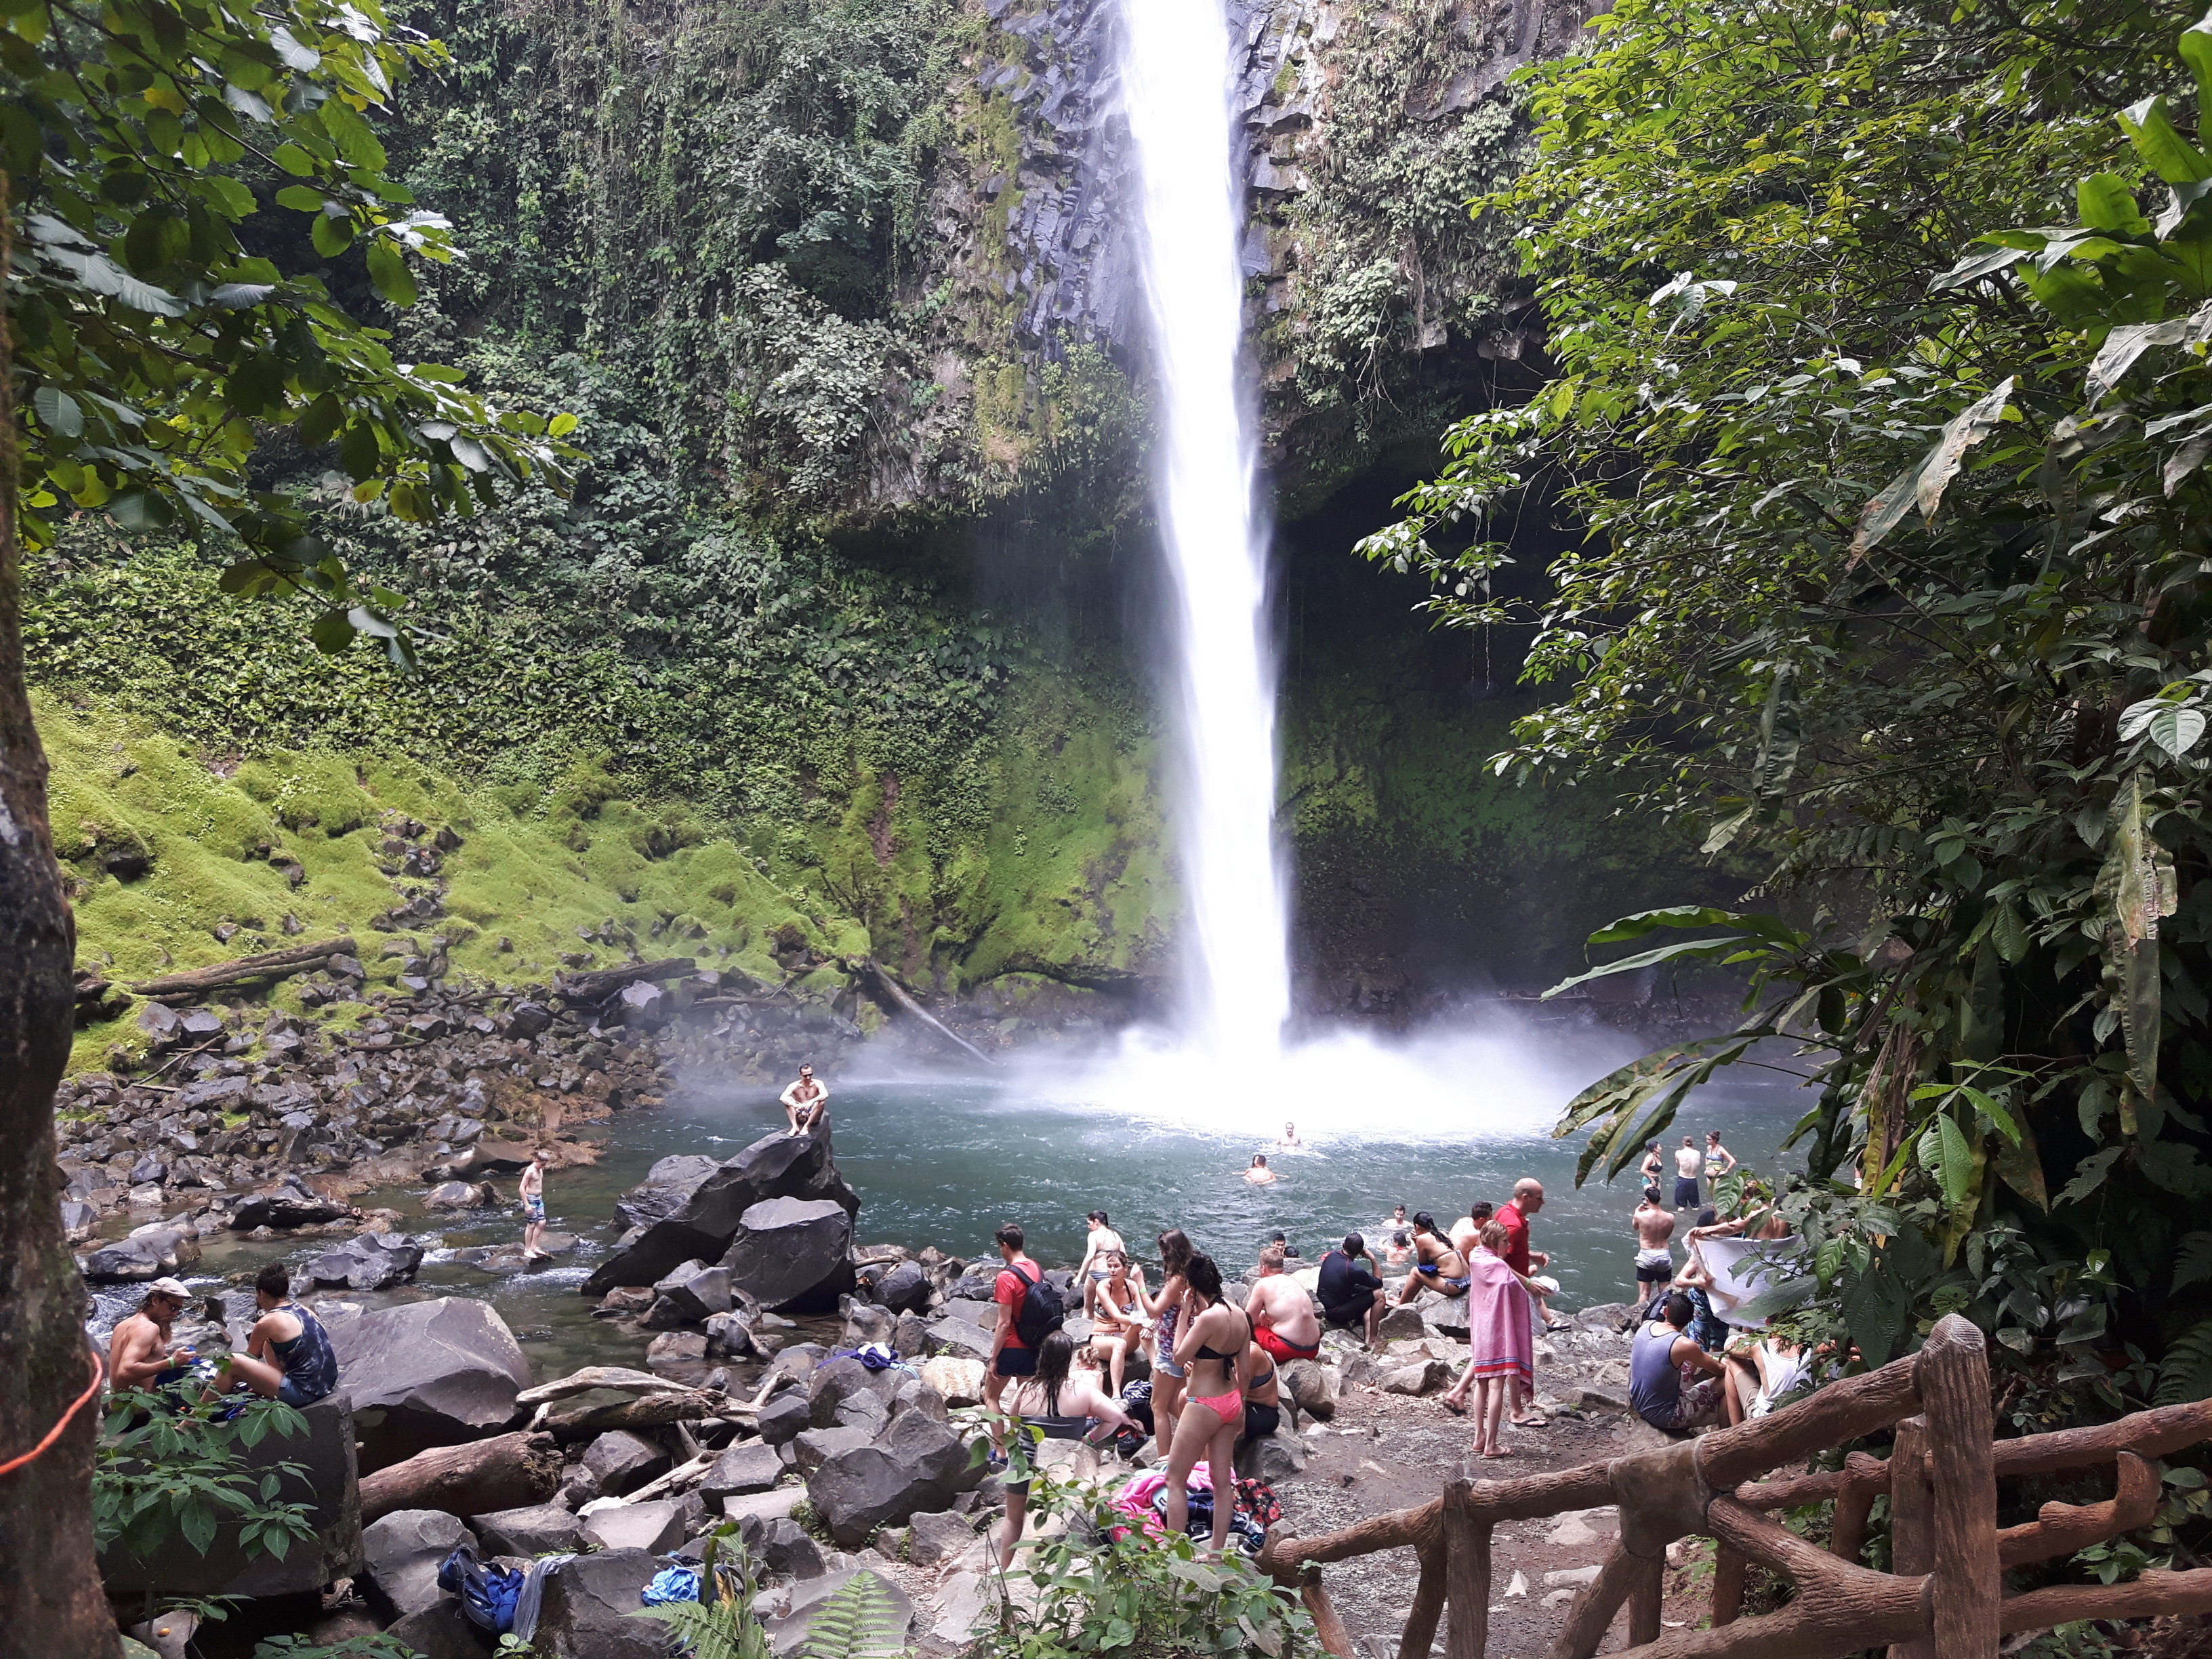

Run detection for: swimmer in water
[[1245, 1154, 1279, 1186], [1277, 1121, 1303, 1149]]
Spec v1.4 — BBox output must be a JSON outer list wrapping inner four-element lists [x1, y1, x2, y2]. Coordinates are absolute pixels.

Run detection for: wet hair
[[1157, 1228, 1194, 1277], [1662, 1292, 1694, 1328], [1393, 1229, 1411, 1247], [1469, 1201, 1494, 1224], [255, 1262, 291, 1299], [1258, 1245, 1286, 1274], [1102, 1249, 1127, 1271], [1412, 1210, 1440, 1237], [1251, 1154, 1268, 1168], [1479, 1219, 1510, 1254], [1697, 1208, 1719, 1227], [1088, 1210, 1110, 1226], [1031, 1330, 1076, 1416], [1343, 1233, 1366, 1258], [995, 1223, 1025, 1252], [1185, 1252, 1225, 1307], [1646, 1139, 1660, 1153], [1643, 1185, 1662, 1205]]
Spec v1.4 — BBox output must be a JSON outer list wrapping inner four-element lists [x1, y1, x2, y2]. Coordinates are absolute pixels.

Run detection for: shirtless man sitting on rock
[[108, 1277, 196, 1394], [1246, 1245, 1322, 1362], [780, 1064, 828, 1135]]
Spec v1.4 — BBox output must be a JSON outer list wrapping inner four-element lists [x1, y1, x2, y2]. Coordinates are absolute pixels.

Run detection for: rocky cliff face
[[934, 0, 1594, 512]]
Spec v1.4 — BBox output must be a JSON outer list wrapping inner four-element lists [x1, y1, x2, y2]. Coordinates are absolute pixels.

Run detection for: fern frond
[[2156, 1316, 2212, 1406], [793, 1573, 907, 1659], [632, 1598, 766, 1659], [2173, 1231, 2212, 1294]]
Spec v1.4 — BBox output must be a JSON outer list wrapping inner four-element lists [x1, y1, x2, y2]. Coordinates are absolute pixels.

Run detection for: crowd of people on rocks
[[94, 1058, 1814, 1575]]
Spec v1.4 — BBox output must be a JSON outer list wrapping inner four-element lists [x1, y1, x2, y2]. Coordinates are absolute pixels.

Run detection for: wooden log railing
[[1254, 1315, 2212, 1659]]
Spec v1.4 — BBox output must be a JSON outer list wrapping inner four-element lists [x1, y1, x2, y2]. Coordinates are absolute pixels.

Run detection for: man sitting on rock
[[1317, 1234, 1386, 1349], [1629, 1292, 1727, 1435], [214, 1263, 338, 1408], [1246, 1246, 1321, 1363], [108, 1277, 196, 1393], [780, 1063, 829, 1135]]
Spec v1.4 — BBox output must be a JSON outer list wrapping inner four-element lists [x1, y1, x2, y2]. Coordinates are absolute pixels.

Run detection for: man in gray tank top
[[1629, 1292, 1725, 1433]]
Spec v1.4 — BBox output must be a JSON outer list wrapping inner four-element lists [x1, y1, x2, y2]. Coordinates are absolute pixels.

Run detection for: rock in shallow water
[[331, 1297, 531, 1471]]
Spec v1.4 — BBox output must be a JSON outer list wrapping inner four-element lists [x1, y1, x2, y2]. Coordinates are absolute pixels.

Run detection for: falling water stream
[[1120, 0, 1293, 1065]]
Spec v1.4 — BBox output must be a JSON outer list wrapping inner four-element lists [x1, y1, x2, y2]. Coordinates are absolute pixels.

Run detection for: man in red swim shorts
[[1245, 1245, 1322, 1362]]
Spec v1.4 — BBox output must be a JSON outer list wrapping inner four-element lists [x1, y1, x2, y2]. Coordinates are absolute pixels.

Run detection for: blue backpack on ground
[[438, 1544, 525, 1633]]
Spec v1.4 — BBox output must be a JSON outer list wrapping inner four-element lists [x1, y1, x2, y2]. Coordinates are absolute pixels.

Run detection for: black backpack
[[1010, 1261, 1065, 1349]]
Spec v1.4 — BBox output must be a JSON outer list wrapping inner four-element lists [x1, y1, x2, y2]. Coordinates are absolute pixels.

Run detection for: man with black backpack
[[984, 1221, 1065, 1410]]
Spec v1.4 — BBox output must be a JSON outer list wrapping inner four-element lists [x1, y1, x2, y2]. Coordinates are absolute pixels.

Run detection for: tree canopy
[[2, 0, 576, 658], [1368, 0, 2212, 1413]]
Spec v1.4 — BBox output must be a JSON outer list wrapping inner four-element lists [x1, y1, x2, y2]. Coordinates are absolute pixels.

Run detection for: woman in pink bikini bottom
[[1162, 1251, 1251, 1556]]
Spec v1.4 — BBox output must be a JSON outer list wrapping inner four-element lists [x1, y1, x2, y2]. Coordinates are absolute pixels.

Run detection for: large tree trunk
[[0, 203, 117, 1650]]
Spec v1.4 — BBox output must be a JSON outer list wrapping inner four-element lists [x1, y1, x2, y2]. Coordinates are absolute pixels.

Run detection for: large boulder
[[644, 1259, 731, 1328], [921, 1313, 996, 1362], [580, 1498, 685, 1554], [581, 1430, 671, 1497], [722, 1197, 855, 1314], [792, 1426, 873, 1474], [331, 1298, 531, 1470], [79, 1229, 194, 1284], [874, 1260, 932, 1315], [530, 1549, 672, 1659], [756, 1392, 811, 1446], [382, 1603, 485, 1659], [228, 1178, 352, 1230], [736, 1513, 825, 1580], [306, 1231, 425, 1292], [616, 1155, 721, 1229], [807, 1356, 899, 1429], [582, 1130, 859, 1296], [100, 1393, 362, 1599], [1281, 1359, 1340, 1422], [469, 1502, 584, 1557], [361, 1509, 472, 1620], [701, 1441, 783, 1502], [804, 1410, 983, 1547]]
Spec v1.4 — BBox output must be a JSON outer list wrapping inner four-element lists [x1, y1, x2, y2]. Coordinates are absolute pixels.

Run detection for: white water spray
[[1120, 0, 1292, 1063]]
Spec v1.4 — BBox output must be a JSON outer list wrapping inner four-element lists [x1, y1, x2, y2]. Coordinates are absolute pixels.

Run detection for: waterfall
[[1120, 0, 1292, 1063]]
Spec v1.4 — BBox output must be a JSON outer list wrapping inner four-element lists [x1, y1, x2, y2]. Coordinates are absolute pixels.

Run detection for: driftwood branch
[[554, 958, 696, 1005], [129, 937, 358, 998], [849, 956, 998, 1067], [359, 1431, 560, 1525]]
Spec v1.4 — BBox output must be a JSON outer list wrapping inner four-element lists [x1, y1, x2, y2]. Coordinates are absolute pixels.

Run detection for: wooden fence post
[[1921, 1313, 1999, 1659], [1711, 1542, 1747, 1627], [1444, 1481, 1493, 1659], [1830, 1451, 1885, 1563], [1887, 1414, 1933, 1659], [1400, 1537, 1448, 1659], [1626, 1555, 1663, 1646], [1300, 1565, 1359, 1659]]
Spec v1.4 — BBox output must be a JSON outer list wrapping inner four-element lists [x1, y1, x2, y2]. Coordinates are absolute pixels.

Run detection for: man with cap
[[108, 1277, 196, 1392]]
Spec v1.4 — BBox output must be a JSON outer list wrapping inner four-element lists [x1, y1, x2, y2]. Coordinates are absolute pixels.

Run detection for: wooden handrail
[[1262, 1316, 2212, 1659]]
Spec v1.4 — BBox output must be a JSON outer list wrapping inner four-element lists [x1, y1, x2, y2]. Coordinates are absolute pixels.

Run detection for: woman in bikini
[[992, 1330, 1138, 1568], [1162, 1252, 1250, 1557], [1086, 1250, 1147, 1396], [1138, 1228, 1194, 1457], [1390, 1211, 1471, 1305]]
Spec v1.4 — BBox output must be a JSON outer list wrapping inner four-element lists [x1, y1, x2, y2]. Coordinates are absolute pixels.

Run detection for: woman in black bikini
[[993, 1330, 1137, 1568], [1163, 1252, 1250, 1557]]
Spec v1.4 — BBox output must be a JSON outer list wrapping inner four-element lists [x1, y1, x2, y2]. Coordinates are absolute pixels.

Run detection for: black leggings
[[1242, 1401, 1280, 1441]]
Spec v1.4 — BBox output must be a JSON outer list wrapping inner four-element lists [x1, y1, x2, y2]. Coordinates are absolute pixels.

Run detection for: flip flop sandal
[[1440, 1398, 1468, 1416]]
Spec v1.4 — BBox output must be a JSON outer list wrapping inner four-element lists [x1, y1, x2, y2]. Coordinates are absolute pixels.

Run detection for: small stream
[[99, 1061, 1807, 1382]]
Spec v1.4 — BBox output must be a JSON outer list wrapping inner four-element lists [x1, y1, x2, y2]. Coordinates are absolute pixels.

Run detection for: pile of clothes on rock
[[1106, 1465, 1280, 1557]]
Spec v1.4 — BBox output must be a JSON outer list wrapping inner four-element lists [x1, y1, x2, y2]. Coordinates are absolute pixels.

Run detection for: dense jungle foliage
[[1370, 0, 2212, 1415]]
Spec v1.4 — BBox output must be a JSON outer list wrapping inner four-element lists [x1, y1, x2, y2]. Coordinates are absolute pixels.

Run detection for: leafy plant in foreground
[[628, 1521, 773, 1659], [94, 1389, 316, 1563]]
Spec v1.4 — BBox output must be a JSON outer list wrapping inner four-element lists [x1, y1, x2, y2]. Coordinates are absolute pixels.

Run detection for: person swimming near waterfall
[[1244, 1154, 1279, 1185], [781, 1063, 828, 1135]]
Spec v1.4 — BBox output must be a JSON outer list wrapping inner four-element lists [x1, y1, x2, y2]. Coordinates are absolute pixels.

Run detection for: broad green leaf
[[2095, 769, 2178, 1126], [2185, 7, 2212, 129], [2122, 96, 2212, 185], [33, 386, 82, 436]]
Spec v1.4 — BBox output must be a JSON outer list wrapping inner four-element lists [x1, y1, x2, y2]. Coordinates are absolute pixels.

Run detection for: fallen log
[[514, 1366, 695, 1409], [359, 1430, 561, 1525], [541, 1390, 718, 1441], [129, 937, 359, 999], [849, 956, 997, 1067], [555, 958, 697, 1006]]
